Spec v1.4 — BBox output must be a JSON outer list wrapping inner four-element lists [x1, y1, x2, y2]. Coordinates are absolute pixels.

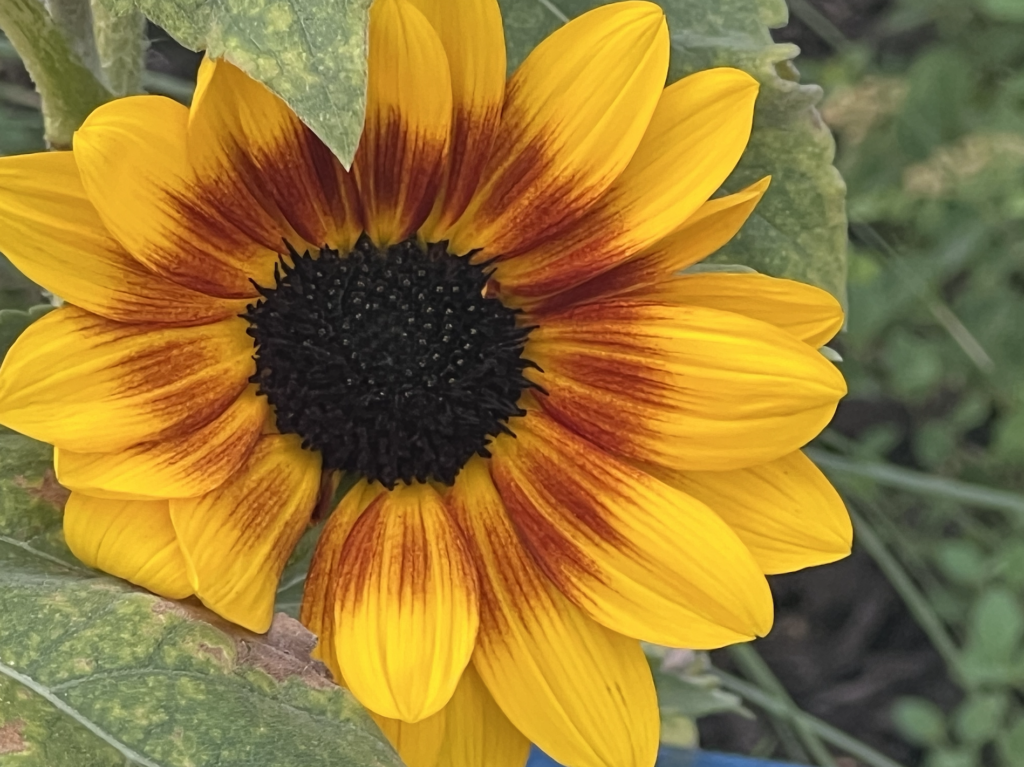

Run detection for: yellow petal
[[411, 0, 506, 239], [334, 483, 479, 722], [372, 708, 448, 767], [371, 664, 530, 767], [74, 95, 283, 298], [55, 386, 268, 500], [169, 434, 322, 632], [0, 307, 254, 453], [301, 479, 385, 681], [354, 0, 452, 245], [529, 177, 769, 312], [64, 492, 192, 599], [190, 57, 363, 250], [490, 414, 774, 647], [528, 300, 847, 471], [649, 451, 852, 575], [0, 151, 246, 325], [449, 459, 659, 767], [497, 68, 759, 299], [449, 2, 669, 258], [436, 664, 531, 767], [639, 273, 845, 348]]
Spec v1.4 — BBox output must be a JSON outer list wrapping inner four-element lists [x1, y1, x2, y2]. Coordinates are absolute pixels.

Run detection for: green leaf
[[645, 649, 748, 748], [951, 692, 1009, 745], [0, 432, 400, 767], [978, 0, 1024, 23], [101, 0, 372, 167], [966, 587, 1024, 663], [0, 0, 113, 149], [891, 696, 947, 747], [498, 0, 847, 303]]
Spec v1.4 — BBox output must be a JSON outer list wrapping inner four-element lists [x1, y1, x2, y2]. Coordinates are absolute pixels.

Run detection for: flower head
[[0, 0, 850, 765]]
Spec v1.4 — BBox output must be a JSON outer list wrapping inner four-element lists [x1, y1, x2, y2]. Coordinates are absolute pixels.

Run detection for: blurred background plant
[[699, 1, 1024, 766], [3, 0, 1024, 765]]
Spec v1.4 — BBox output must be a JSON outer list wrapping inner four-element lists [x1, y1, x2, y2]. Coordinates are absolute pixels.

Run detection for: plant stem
[[849, 504, 969, 687], [715, 670, 908, 767], [90, 1, 145, 96], [0, 0, 111, 148], [807, 447, 1024, 520], [44, 0, 100, 75], [786, 0, 851, 53], [0, 80, 39, 108], [142, 69, 194, 103], [728, 645, 838, 767]]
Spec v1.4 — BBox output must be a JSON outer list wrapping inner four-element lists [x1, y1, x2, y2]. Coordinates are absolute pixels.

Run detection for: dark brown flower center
[[244, 235, 537, 488]]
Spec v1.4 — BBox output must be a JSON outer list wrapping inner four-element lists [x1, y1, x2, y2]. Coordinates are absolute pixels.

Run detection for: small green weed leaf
[[891, 696, 947, 747], [100, 0, 371, 167], [498, 0, 847, 303], [964, 587, 1024, 665], [997, 716, 1024, 767], [644, 649, 747, 748], [997, 543, 1024, 589], [978, 0, 1024, 25], [933, 539, 988, 587], [0, 432, 400, 767], [952, 692, 1009, 745], [926, 748, 981, 767]]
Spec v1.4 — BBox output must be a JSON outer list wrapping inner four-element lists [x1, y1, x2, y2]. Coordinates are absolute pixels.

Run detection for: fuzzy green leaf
[[498, 0, 848, 303], [0, 433, 400, 767], [98, 0, 371, 167]]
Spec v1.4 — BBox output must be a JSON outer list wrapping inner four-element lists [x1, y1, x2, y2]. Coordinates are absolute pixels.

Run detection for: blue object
[[527, 746, 804, 767]]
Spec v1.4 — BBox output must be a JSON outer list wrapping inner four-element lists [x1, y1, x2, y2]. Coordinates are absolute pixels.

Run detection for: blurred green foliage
[[800, 0, 1024, 764]]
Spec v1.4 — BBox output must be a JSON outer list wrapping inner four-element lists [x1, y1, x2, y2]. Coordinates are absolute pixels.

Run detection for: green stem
[[785, 0, 851, 53], [849, 504, 969, 687], [714, 670, 908, 767], [90, 1, 145, 96], [0, 80, 39, 109], [807, 447, 1024, 520], [0, 0, 111, 148], [728, 645, 837, 767], [44, 0, 100, 75]]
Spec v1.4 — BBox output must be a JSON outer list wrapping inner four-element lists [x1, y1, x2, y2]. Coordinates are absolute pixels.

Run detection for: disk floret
[[245, 234, 536, 488]]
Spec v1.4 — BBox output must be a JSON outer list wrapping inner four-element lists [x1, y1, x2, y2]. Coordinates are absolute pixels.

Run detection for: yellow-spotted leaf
[[96, 0, 372, 167], [0, 431, 400, 767]]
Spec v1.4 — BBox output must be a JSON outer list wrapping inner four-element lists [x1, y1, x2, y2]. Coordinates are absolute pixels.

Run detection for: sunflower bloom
[[0, 0, 850, 764]]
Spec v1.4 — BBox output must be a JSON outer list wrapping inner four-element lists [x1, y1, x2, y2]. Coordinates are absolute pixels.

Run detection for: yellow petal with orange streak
[[55, 386, 267, 500], [354, 0, 452, 245], [333, 483, 479, 722], [0, 307, 253, 453], [190, 57, 363, 251], [449, 459, 660, 767], [449, 2, 669, 259], [530, 178, 769, 312], [0, 151, 245, 325], [497, 68, 759, 299], [74, 95, 283, 298], [528, 300, 846, 471], [489, 415, 774, 648], [410, 0, 506, 238], [169, 433, 321, 632]]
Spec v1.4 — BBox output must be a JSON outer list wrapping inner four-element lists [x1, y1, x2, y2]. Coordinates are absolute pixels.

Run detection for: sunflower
[[0, 0, 850, 764]]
